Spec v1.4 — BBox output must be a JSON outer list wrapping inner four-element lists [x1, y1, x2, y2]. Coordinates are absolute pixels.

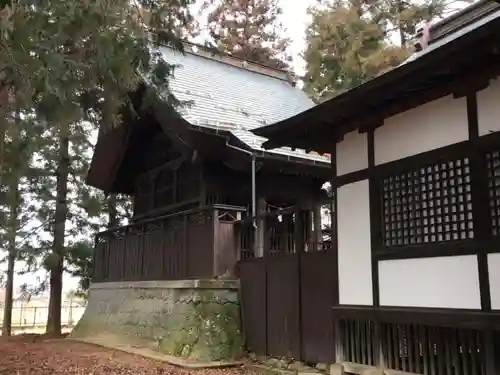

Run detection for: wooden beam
[[266, 52, 500, 154], [358, 119, 384, 134], [330, 145, 339, 305], [86, 122, 131, 192], [452, 63, 498, 98], [153, 100, 193, 155], [135, 154, 188, 181], [367, 129, 380, 308], [336, 60, 500, 142], [467, 93, 492, 312]]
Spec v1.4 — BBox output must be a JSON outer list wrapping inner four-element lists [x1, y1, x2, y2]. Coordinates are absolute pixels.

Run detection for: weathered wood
[[255, 197, 267, 258], [93, 205, 246, 282], [312, 204, 322, 251]]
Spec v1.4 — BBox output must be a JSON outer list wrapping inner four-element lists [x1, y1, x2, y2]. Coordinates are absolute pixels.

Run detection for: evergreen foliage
[[0, 0, 197, 335], [204, 0, 292, 69], [303, 0, 469, 102]]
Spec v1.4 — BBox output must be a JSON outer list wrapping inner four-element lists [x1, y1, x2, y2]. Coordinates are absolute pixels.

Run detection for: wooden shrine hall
[[246, 1, 500, 374], [86, 43, 331, 283]]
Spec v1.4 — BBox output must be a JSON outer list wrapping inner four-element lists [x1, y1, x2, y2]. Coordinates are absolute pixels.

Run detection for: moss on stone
[[153, 290, 244, 361], [72, 281, 243, 364]]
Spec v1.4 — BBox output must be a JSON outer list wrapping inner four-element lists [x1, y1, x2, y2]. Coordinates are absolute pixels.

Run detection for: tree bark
[[2, 187, 19, 336], [0, 118, 5, 188], [396, 0, 407, 47], [2, 110, 21, 337], [2, 252, 15, 336], [46, 123, 70, 336], [0, 90, 10, 197]]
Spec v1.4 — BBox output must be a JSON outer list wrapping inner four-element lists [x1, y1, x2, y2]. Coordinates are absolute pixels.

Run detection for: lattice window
[[486, 151, 500, 235], [381, 158, 473, 247]]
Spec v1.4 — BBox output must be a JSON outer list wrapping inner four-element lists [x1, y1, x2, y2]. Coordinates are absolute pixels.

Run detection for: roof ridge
[[177, 40, 297, 86], [415, 0, 500, 51]]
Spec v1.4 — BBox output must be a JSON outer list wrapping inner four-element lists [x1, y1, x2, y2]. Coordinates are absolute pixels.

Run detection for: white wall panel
[[375, 95, 468, 165], [337, 180, 373, 305], [379, 255, 481, 309], [478, 77, 500, 136], [336, 131, 368, 176], [488, 253, 500, 310]]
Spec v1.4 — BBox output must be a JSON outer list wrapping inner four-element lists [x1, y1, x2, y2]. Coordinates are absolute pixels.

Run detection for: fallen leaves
[[0, 335, 258, 375]]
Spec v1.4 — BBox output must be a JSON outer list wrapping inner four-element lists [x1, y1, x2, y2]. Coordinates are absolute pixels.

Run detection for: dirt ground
[[0, 335, 259, 375]]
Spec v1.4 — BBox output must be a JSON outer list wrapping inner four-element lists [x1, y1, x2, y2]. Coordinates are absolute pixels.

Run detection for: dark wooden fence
[[236, 212, 500, 375], [236, 208, 337, 364], [92, 204, 245, 282], [334, 307, 500, 375]]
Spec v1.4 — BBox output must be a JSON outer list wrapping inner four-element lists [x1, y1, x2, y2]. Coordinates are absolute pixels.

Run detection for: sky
[[195, 0, 473, 76], [278, 0, 315, 75], [192, 0, 316, 76]]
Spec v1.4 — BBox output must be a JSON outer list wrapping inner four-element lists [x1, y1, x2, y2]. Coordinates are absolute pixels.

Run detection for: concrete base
[[250, 361, 390, 375], [70, 280, 243, 365], [329, 364, 344, 375], [68, 334, 244, 368]]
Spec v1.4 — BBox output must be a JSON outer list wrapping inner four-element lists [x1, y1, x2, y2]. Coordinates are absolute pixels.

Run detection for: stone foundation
[[70, 279, 243, 364]]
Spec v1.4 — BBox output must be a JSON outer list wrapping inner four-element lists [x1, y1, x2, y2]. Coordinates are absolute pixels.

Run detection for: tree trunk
[[0, 89, 11, 335], [396, 0, 407, 47], [2, 110, 21, 337], [0, 86, 9, 188], [46, 123, 70, 336], [0, 119, 5, 188], [2, 252, 15, 336], [107, 193, 118, 229]]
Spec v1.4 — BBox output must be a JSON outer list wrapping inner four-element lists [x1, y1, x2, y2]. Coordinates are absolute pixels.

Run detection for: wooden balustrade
[[234, 206, 331, 260], [92, 204, 246, 282], [333, 306, 500, 375]]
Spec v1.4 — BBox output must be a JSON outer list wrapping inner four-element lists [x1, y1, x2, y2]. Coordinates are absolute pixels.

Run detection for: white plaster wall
[[336, 131, 368, 176], [337, 179, 373, 305], [478, 77, 500, 136], [488, 253, 500, 310], [379, 255, 481, 309], [375, 95, 468, 165]]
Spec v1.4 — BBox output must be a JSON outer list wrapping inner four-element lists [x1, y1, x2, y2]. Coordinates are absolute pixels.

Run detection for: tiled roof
[[158, 46, 330, 164], [252, 0, 500, 152], [403, 0, 500, 65]]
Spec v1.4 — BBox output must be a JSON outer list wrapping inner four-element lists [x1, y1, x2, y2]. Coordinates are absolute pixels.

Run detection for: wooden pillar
[[295, 209, 305, 359], [303, 209, 312, 251], [373, 318, 385, 371], [281, 214, 294, 253], [235, 211, 243, 262], [484, 329, 498, 375], [313, 204, 323, 251], [295, 209, 306, 253], [255, 197, 266, 258], [333, 319, 345, 373]]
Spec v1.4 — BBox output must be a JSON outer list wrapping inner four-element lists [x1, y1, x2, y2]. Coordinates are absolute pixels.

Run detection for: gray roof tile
[[402, 3, 500, 65], [158, 46, 330, 164]]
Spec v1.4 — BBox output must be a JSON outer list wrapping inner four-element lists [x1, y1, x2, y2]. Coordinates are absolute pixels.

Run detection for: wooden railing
[[92, 204, 246, 282], [234, 206, 330, 260], [236, 209, 500, 374], [333, 306, 500, 375]]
